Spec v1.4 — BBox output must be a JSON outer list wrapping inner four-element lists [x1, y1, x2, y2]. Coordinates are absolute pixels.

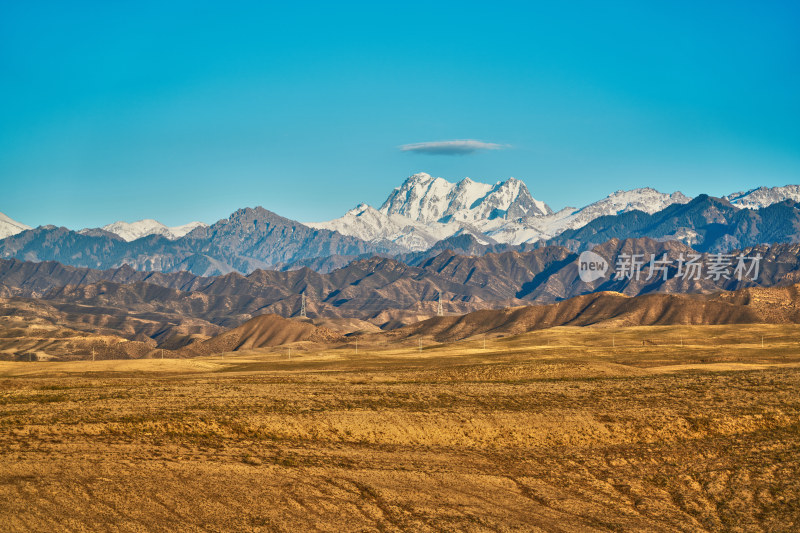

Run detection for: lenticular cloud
[[399, 140, 507, 155]]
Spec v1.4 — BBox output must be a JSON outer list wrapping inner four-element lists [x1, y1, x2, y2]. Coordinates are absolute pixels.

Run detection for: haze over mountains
[[1, 174, 800, 276]]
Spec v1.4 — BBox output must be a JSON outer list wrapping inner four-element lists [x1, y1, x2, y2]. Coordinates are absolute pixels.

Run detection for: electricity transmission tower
[[300, 292, 307, 318]]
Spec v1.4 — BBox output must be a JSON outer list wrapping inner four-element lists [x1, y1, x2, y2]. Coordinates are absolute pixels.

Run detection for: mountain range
[[307, 173, 694, 249], [4, 249, 800, 360], [3, 237, 800, 350], [95, 219, 208, 241], [1, 174, 799, 275], [2, 173, 800, 361]]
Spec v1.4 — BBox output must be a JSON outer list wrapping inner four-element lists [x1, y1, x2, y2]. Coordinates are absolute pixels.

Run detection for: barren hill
[[177, 314, 344, 357], [383, 283, 800, 343]]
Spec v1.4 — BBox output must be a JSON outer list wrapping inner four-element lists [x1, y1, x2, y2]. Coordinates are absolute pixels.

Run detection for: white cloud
[[399, 139, 508, 155]]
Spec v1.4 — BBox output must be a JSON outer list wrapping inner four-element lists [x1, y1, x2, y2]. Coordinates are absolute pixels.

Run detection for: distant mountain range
[[2, 237, 799, 346], [308, 173, 693, 249], [0, 207, 401, 276], [549, 195, 800, 252], [8, 267, 800, 360], [95, 219, 208, 241], [1, 174, 799, 275]]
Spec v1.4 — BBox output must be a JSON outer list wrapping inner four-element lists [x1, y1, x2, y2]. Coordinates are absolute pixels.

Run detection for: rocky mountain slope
[[0, 299, 158, 361], [2, 237, 799, 351], [127, 278, 800, 356], [7, 255, 800, 359], [384, 282, 800, 343], [549, 195, 800, 252], [0, 207, 400, 275]]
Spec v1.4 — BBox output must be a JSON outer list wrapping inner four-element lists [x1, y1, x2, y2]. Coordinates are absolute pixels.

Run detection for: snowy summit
[[100, 219, 208, 242]]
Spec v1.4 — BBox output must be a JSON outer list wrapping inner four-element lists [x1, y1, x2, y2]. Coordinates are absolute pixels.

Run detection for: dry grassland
[[0, 324, 798, 531]]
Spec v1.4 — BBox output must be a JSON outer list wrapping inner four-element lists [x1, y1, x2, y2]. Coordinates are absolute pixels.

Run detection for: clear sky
[[1, 1, 798, 228]]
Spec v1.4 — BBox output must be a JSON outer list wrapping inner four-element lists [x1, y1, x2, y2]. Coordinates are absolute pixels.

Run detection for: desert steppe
[[0, 324, 798, 531]]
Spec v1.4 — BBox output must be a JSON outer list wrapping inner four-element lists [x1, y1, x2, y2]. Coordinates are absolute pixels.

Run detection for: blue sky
[[1, 1, 798, 228]]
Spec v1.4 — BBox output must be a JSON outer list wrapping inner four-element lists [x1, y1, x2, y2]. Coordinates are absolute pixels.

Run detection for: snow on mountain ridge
[[101, 219, 208, 242], [723, 185, 800, 209], [0, 212, 31, 240], [379, 172, 552, 224], [312, 178, 695, 249], [307, 203, 463, 251], [529, 187, 692, 241]]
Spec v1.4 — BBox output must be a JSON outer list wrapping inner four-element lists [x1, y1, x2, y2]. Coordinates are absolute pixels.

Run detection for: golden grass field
[[1, 324, 799, 531]]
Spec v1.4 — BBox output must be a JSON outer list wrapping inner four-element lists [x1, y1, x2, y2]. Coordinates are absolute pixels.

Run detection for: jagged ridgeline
[[1, 175, 799, 276]]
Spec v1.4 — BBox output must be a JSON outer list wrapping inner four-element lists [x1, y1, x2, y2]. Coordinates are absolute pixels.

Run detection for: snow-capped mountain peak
[[100, 219, 208, 242], [379, 173, 551, 224], [0, 212, 31, 240], [723, 185, 800, 209], [307, 201, 458, 252], [308, 176, 800, 255], [574, 187, 691, 217]]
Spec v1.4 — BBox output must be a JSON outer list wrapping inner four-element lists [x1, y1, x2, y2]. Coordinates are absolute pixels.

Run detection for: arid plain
[[0, 324, 798, 532]]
